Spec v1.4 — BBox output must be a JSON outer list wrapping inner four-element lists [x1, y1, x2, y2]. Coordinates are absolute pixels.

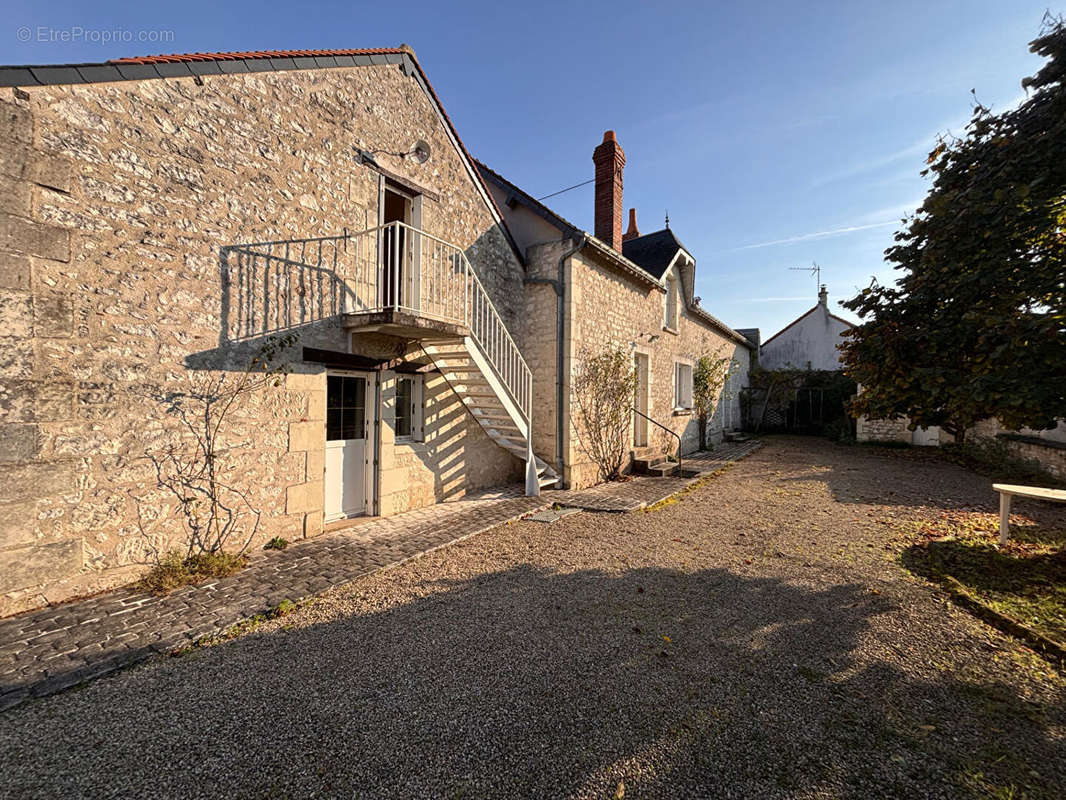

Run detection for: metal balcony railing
[[228, 221, 532, 421]]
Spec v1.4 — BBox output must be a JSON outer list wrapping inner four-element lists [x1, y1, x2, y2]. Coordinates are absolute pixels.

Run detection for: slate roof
[[0, 48, 415, 86], [735, 328, 761, 348], [621, 228, 689, 279]]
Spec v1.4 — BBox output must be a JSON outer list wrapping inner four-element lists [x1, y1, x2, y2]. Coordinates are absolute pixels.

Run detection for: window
[[327, 375, 367, 441], [395, 375, 423, 441], [664, 278, 679, 331], [674, 362, 693, 410]]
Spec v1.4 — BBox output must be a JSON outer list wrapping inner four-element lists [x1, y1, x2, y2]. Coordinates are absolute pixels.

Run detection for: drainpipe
[[524, 234, 585, 485]]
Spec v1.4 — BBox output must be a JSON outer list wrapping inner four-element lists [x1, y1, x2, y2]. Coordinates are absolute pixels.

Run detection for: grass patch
[[263, 536, 289, 551], [138, 550, 247, 596], [641, 470, 725, 512], [897, 511, 1066, 645], [192, 598, 305, 648]]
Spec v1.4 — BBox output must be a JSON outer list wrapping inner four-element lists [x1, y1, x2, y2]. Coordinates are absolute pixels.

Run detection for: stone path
[[558, 441, 762, 511], [0, 441, 759, 711]]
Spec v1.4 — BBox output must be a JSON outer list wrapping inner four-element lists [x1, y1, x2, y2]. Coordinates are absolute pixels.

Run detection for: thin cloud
[[855, 199, 924, 224], [811, 92, 1029, 190], [726, 220, 898, 252]]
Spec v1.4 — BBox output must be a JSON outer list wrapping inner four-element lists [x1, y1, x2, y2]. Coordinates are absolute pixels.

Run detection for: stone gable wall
[[0, 63, 523, 614], [564, 250, 750, 489]]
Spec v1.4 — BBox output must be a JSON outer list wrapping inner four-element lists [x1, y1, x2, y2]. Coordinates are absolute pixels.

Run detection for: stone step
[[645, 463, 678, 478]]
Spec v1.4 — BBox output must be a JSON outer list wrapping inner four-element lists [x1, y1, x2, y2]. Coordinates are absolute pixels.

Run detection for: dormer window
[[664, 277, 680, 332]]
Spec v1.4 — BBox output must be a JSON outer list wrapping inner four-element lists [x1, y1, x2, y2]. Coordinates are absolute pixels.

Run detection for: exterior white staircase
[[422, 338, 559, 492]]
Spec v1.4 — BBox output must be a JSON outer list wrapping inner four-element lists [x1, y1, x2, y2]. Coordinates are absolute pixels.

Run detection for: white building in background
[[759, 286, 854, 371]]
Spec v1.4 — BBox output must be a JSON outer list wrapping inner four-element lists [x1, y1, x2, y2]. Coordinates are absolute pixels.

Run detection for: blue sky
[[2, 0, 1058, 338]]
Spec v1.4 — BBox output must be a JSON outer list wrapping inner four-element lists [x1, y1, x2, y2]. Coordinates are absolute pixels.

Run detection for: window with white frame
[[395, 375, 424, 441], [674, 362, 693, 410]]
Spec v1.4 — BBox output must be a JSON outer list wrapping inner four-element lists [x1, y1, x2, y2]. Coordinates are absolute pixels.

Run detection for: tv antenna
[[789, 261, 822, 294]]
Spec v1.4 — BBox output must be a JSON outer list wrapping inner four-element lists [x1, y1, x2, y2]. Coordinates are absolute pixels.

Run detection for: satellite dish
[[411, 140, 431, 164]]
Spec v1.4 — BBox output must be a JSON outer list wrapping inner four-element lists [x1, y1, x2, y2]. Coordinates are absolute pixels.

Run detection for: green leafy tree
[[841, 16, 1066, 441], [693, 353, 735, 450]]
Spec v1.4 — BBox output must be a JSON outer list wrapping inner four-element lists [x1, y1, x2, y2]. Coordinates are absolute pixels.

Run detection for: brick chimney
[[818, 284, 828, 306], [623, 208, 640, 242], [592, 130, 625, 250]]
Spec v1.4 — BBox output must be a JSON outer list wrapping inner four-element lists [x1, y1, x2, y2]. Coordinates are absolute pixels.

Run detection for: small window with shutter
[[395, 375, 424, 442]]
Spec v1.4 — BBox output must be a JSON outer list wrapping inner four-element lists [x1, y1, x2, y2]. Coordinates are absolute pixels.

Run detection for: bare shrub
[[572, 348, 637, 481], [135, 334, 296, 573]]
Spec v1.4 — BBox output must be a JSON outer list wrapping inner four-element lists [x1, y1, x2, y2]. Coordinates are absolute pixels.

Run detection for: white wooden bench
[[992, 483, 1066, 544]]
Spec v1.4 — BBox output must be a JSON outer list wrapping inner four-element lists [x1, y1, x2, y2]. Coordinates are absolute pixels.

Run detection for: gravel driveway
[[2, 437, 1064, 799]]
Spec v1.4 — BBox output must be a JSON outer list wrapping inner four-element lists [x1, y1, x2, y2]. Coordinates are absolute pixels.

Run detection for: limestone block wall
[[0, 61, 523, 615], [564, 249, 751, 489]]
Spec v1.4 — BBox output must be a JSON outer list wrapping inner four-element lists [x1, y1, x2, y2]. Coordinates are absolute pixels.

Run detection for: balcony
[[225, 221, 533, 423]]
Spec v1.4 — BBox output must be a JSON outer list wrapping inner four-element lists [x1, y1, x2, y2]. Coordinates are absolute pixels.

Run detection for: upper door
[[381, 186, 413, 308]]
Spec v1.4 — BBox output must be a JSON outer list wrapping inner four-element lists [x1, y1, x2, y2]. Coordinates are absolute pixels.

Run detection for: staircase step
[[470, 411, 517, 423], [538, 474, 559, 488], [633, 456, 680, 477], [645, 463, 678, 477], [424, 345, 468, 354]]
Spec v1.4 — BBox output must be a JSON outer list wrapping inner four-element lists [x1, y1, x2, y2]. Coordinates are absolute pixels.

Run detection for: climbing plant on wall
[[693, 353, 736, 451]]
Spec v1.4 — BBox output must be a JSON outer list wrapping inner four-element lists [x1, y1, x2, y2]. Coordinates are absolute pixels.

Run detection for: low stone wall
[[855, 416, 910, 443], [998, 435, 1066, 481]]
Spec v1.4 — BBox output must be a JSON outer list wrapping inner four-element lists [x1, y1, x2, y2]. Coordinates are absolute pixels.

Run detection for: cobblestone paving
[[0, 441, 759, 711]]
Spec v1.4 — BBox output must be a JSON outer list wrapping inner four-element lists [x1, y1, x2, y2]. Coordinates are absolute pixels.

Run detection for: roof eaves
[[397, 58, 525, 268], [582, 235, 665, 290], [688, 304, 755, 349], [828, 311, 856, 328], [474, 159, 582, 237]]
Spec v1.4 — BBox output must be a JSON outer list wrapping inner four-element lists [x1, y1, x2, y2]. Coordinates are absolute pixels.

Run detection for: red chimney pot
[[623, 208, 640, 242], [592, 130, 626, 251]]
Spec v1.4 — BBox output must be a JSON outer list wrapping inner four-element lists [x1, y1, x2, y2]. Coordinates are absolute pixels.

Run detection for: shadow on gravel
[[763, 436, 1040, 514], [1, 565, 1062, 799]]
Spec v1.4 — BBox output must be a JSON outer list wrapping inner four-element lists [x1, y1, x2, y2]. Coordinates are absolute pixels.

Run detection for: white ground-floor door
[[633, 352, 650, 447], [324, 372, 374, 521]]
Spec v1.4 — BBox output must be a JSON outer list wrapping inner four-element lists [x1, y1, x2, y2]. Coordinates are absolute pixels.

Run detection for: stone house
[[478, 132, 753, 490], [759, 286, 853, 371], [0, 47, 750, 614]]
